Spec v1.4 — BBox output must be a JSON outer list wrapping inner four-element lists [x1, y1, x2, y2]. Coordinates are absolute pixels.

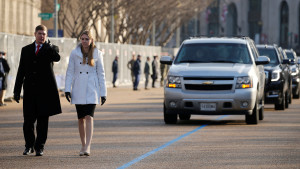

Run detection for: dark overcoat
[[112, 59, 118, 73], [14, 41, 62, 117], [0, 58, 10, 89]]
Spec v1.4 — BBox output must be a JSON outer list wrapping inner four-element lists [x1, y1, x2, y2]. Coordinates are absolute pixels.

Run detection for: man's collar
[[35, 42, 44, 47]]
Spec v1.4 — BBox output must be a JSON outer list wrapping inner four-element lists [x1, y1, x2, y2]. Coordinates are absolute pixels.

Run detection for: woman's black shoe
[[23, 148, 34, 155]]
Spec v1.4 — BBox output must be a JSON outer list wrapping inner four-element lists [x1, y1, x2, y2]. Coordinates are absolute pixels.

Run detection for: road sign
[[56, 4, 60, 11], [38, 13, 53, 20]]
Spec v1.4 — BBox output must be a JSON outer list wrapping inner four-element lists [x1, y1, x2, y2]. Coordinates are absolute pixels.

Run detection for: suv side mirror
[[256, 56, 270, 65], [160, 56, 173, 65], [282, 59, 290, 64]]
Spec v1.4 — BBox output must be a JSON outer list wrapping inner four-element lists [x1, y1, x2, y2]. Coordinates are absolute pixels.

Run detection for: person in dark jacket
[[151, 55, 159, 88], [112, 56, 118, 87], [133, 55, 141, 90], [13, 25, 62, 156], [127, 54, 136, 88], [0, 51, 10, 106], [144, 56, 152, 90]]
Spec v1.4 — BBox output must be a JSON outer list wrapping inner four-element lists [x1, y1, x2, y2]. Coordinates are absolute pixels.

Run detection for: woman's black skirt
[[75, 104, 96, 119]]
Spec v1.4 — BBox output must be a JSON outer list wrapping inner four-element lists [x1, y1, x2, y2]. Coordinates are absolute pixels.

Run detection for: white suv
[[160, 37, 269, 125]]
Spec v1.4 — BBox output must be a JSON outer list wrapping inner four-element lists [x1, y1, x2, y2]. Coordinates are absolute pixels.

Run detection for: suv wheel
[[246, 96, 259, 124], [259, 95, 264, 120], [285, 91, 289, 108], [179, 114, 191, 120], [164, 104, 177, 124], [293, 86, 300, 99], [275, 91, 285, 110], [289, 82, 292, 104]]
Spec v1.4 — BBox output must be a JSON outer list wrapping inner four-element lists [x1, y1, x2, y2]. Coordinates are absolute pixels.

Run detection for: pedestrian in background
[[127, 54, 136, 88], [151, 55, 159, 88], [112, 56, 118, 88], [144, 56, 152, 90], [13, 25, 61, 156], [65, 30, 107, 156], [0, 51, 10, 106], [160, 57, 167, 87], [133, 54, 141, 90]]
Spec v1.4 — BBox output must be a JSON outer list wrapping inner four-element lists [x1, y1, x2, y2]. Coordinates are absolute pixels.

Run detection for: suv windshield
[[257, 48, 279, 66], [174, 43, 252, 64]]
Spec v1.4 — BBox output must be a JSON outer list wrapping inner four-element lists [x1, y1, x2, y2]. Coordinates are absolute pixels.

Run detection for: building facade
[[0, 0, 41, 36], [179, 0, 300, 53]]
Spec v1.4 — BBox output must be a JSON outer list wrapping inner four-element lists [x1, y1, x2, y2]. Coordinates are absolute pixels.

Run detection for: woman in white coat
[[65, 30, 107, 156]]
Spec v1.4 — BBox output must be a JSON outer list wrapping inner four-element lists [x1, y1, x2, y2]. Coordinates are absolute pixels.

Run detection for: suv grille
[[183, 76, 234, 91], [184, 77, 234, 80], [185, 84, 233, 90]]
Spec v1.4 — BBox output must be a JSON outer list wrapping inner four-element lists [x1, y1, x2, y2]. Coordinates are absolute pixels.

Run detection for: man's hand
[[51, 45, 59, 53], [101, 96, 106, 105], [13, 94, 20, 103], [47, 40, 59, 53], [65, 92, 71, 102]]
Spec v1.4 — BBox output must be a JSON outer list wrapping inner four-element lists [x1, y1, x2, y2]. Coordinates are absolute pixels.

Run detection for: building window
[[226, 3, 237, 36], [299, 3, 300, 45], [207, 0, 220, 36], [248, 0, 262, 41], [280, 1, 289, 48]]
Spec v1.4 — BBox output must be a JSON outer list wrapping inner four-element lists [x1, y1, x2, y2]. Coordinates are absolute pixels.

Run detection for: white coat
[[65, 44, 107, 104]]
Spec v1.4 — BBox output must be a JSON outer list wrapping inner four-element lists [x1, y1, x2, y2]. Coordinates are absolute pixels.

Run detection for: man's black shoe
[[23, 148, 34, 155], [35, 149, 44, 156]]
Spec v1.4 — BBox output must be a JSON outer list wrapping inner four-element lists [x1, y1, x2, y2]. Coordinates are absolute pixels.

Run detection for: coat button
[[86, 72, 88, 74], [80, 62, 82, 64], [80, 72, 82, 74]]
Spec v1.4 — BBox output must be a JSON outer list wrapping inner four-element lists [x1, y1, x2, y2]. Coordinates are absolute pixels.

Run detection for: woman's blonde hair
[[80, 30, 95, 66]]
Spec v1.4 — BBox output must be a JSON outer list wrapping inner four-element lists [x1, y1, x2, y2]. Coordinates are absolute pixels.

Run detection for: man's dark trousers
[[23, 93, 49, 151]]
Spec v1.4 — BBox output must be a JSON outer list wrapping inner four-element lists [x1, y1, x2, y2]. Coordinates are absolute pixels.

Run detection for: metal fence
[[0, 33, 161, 99]]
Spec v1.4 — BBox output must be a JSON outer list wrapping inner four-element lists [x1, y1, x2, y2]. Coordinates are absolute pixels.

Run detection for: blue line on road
[[117, 115, 228, 169]]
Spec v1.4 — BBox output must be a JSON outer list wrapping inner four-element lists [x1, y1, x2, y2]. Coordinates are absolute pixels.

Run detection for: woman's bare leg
[[84, 115, 93, 154], [78, 118, 86, 153]]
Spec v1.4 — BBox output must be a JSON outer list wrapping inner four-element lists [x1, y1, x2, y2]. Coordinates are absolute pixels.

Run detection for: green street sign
[[38, 13, 53, 20], [56, 4, 60, 11]]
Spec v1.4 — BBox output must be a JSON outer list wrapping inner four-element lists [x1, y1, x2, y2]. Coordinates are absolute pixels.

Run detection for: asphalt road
[[0, 86, 299, 169]]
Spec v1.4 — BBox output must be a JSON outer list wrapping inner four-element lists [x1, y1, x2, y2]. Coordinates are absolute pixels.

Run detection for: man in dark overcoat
[[112, 56, 118, 87], [13, 25, 62, 156], [133, 55, 141, 90]]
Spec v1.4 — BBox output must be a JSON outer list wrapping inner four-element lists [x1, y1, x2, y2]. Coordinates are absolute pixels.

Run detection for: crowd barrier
[[0, 33, 162, 99]]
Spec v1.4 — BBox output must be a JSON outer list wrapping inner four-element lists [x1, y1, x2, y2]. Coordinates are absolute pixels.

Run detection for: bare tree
[[42, 0, 213, 46], [105, 0, 213, 46]]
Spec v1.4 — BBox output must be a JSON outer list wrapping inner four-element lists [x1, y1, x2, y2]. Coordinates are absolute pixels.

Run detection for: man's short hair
[[35, 25, 48, 33]]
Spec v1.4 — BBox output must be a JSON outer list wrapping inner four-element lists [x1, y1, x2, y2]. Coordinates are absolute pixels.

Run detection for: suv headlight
[[236, 77, 252, 89], [271, 70, 281, 81], [291, 67, 299, 76], [167, 76, 182, 88]]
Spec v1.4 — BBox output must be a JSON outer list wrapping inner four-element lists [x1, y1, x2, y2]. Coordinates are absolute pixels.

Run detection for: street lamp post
[[111, 0, 114, 43], [54, 0, 58, 37]]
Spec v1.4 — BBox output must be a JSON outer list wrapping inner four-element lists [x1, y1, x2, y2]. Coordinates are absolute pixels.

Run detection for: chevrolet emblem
[[202, 81, 214, 85]]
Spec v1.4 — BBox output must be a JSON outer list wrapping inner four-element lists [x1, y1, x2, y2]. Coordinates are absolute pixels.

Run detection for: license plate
[[200, 103, 216, 111]]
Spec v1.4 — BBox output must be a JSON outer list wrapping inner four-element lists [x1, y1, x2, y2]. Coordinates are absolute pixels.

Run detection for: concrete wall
[[0, 33, 161, 99]]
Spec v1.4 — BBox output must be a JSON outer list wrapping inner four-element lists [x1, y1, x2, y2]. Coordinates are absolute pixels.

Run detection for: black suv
[[256, 44, 291, 110], [283, 49, 300, 98]]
